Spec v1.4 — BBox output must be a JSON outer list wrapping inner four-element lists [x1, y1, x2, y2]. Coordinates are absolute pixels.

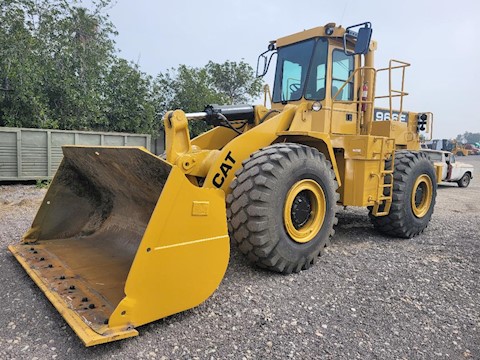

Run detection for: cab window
[[304, 38, 328, 101], [426, 152, 442, 162], [331, 50, 354, 101], [272, 38, 328, 102], [272, 39, 315, 102], [282, 61, 303, 101]]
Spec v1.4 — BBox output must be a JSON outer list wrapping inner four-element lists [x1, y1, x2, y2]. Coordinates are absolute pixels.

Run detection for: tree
[[154, 65, 227, 137], [155, 65, 226, 113], [0, 0, 112, 128], [0, 0, 48, 128], [1, 1, 262, 138], [103, 59, 156, 134], [0, 0, 158, 134], [154, 61, 262, 136], [456, 132, 480, 144], [206, 60, 263, 104]]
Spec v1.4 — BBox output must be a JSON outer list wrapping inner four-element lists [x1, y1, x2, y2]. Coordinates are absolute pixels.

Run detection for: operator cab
[[257, 22, 372, 106], [256, 22, 372, 135]]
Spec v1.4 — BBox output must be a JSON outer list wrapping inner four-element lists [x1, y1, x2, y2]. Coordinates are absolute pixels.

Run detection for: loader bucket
[[8, 146, 229, 346]]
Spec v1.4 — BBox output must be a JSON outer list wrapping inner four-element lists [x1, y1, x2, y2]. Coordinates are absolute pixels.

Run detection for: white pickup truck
[[421, 150, 474, 187]]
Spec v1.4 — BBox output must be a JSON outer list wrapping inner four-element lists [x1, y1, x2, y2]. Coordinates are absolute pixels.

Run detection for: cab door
[[441, 153, 448, 180], [445, 153, 453, 180], [329, 44, 359, 135], [449, 155, 463, 180]]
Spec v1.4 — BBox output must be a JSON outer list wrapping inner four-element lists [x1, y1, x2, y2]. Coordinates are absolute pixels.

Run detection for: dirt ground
[[0, 156, 478, 359]]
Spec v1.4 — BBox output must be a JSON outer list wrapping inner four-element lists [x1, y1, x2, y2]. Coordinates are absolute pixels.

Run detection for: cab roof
[[275, 23, 377, 51]]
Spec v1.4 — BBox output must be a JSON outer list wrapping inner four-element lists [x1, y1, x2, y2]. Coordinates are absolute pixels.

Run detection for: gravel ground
[[0, 156, 479, 360]]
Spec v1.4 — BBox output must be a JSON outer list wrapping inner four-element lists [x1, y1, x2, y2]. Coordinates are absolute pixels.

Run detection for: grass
[[35, 179, 52, 189]]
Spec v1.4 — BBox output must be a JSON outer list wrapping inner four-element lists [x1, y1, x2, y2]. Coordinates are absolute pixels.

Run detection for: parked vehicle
[[425, 139, 469, 156], [464, 144, 480, 155], [421, 150, 473, 187]]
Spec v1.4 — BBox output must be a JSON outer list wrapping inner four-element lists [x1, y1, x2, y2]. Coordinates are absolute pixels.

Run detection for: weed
[[36, 179, 51, 189]]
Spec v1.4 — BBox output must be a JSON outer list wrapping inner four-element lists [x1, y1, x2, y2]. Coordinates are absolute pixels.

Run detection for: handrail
[[263, 84, 272, 108], [375, 59, 410, 120], [375, 93, 408, 99], [330, 66, 377, 135], [329, 59, 412, 136]]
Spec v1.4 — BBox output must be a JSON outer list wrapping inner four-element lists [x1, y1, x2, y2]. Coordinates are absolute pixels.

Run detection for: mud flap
[[8, 146, 229, 346]]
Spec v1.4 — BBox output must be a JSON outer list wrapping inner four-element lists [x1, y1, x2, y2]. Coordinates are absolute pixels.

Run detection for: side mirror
[[354, 27, 372, 55], [343, 22, 372, 55], [256, 53, 268, 78], [256, 43, 276, 78]]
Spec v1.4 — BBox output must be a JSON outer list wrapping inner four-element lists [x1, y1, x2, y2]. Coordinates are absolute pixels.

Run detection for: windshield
[[272, 38, 328, 103], [424, 152, 442, 162]]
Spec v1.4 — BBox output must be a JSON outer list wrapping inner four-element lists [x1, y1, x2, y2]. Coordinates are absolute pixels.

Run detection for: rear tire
[[457, 173, 471, 188], [226, 143, 338, 274], [369, 151, 437, 238]]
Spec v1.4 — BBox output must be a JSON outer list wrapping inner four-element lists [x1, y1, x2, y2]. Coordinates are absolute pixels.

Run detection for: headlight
[[312, 102, 322, 112]]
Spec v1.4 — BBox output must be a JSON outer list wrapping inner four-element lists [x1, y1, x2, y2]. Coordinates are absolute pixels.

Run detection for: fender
[[275, 131, 341, 187], [204, 104, 299, 193]]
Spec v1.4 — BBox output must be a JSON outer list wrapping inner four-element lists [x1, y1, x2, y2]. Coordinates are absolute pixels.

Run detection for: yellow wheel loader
[[9, 22, 438, 346]]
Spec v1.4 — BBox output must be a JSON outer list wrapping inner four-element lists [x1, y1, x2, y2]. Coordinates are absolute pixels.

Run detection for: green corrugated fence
[[0, 127, 151, 181]]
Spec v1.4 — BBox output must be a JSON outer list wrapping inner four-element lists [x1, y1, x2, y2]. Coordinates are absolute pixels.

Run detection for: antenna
[[339, 0, 351, 25]]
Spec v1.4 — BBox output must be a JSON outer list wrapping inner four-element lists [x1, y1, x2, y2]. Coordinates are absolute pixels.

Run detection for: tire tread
[[227, 143, 338, 274]]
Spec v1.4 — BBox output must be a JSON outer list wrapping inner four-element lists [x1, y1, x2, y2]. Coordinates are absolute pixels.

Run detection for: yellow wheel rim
[[411, 174, 433, 218], [284, 179, 326, 244]]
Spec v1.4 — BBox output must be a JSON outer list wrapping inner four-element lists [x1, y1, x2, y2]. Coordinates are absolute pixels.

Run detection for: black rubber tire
[[369, 150, 437, 238], [226, 143, 338, 274], [457, 173, 471, 188], [456, 151, 464, 156]]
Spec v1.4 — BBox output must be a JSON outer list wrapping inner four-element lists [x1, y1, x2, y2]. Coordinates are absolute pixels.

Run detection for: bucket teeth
[[11, 244, 115, 333]]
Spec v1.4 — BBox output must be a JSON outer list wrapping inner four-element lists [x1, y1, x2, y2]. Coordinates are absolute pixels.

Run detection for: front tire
[[369, 151, 437, 238], [226, 143, 338, 274], [457, 173, 471, 188]]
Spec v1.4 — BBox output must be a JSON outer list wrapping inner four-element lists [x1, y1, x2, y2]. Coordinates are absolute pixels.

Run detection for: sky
[[105, 0, 479, 139]]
